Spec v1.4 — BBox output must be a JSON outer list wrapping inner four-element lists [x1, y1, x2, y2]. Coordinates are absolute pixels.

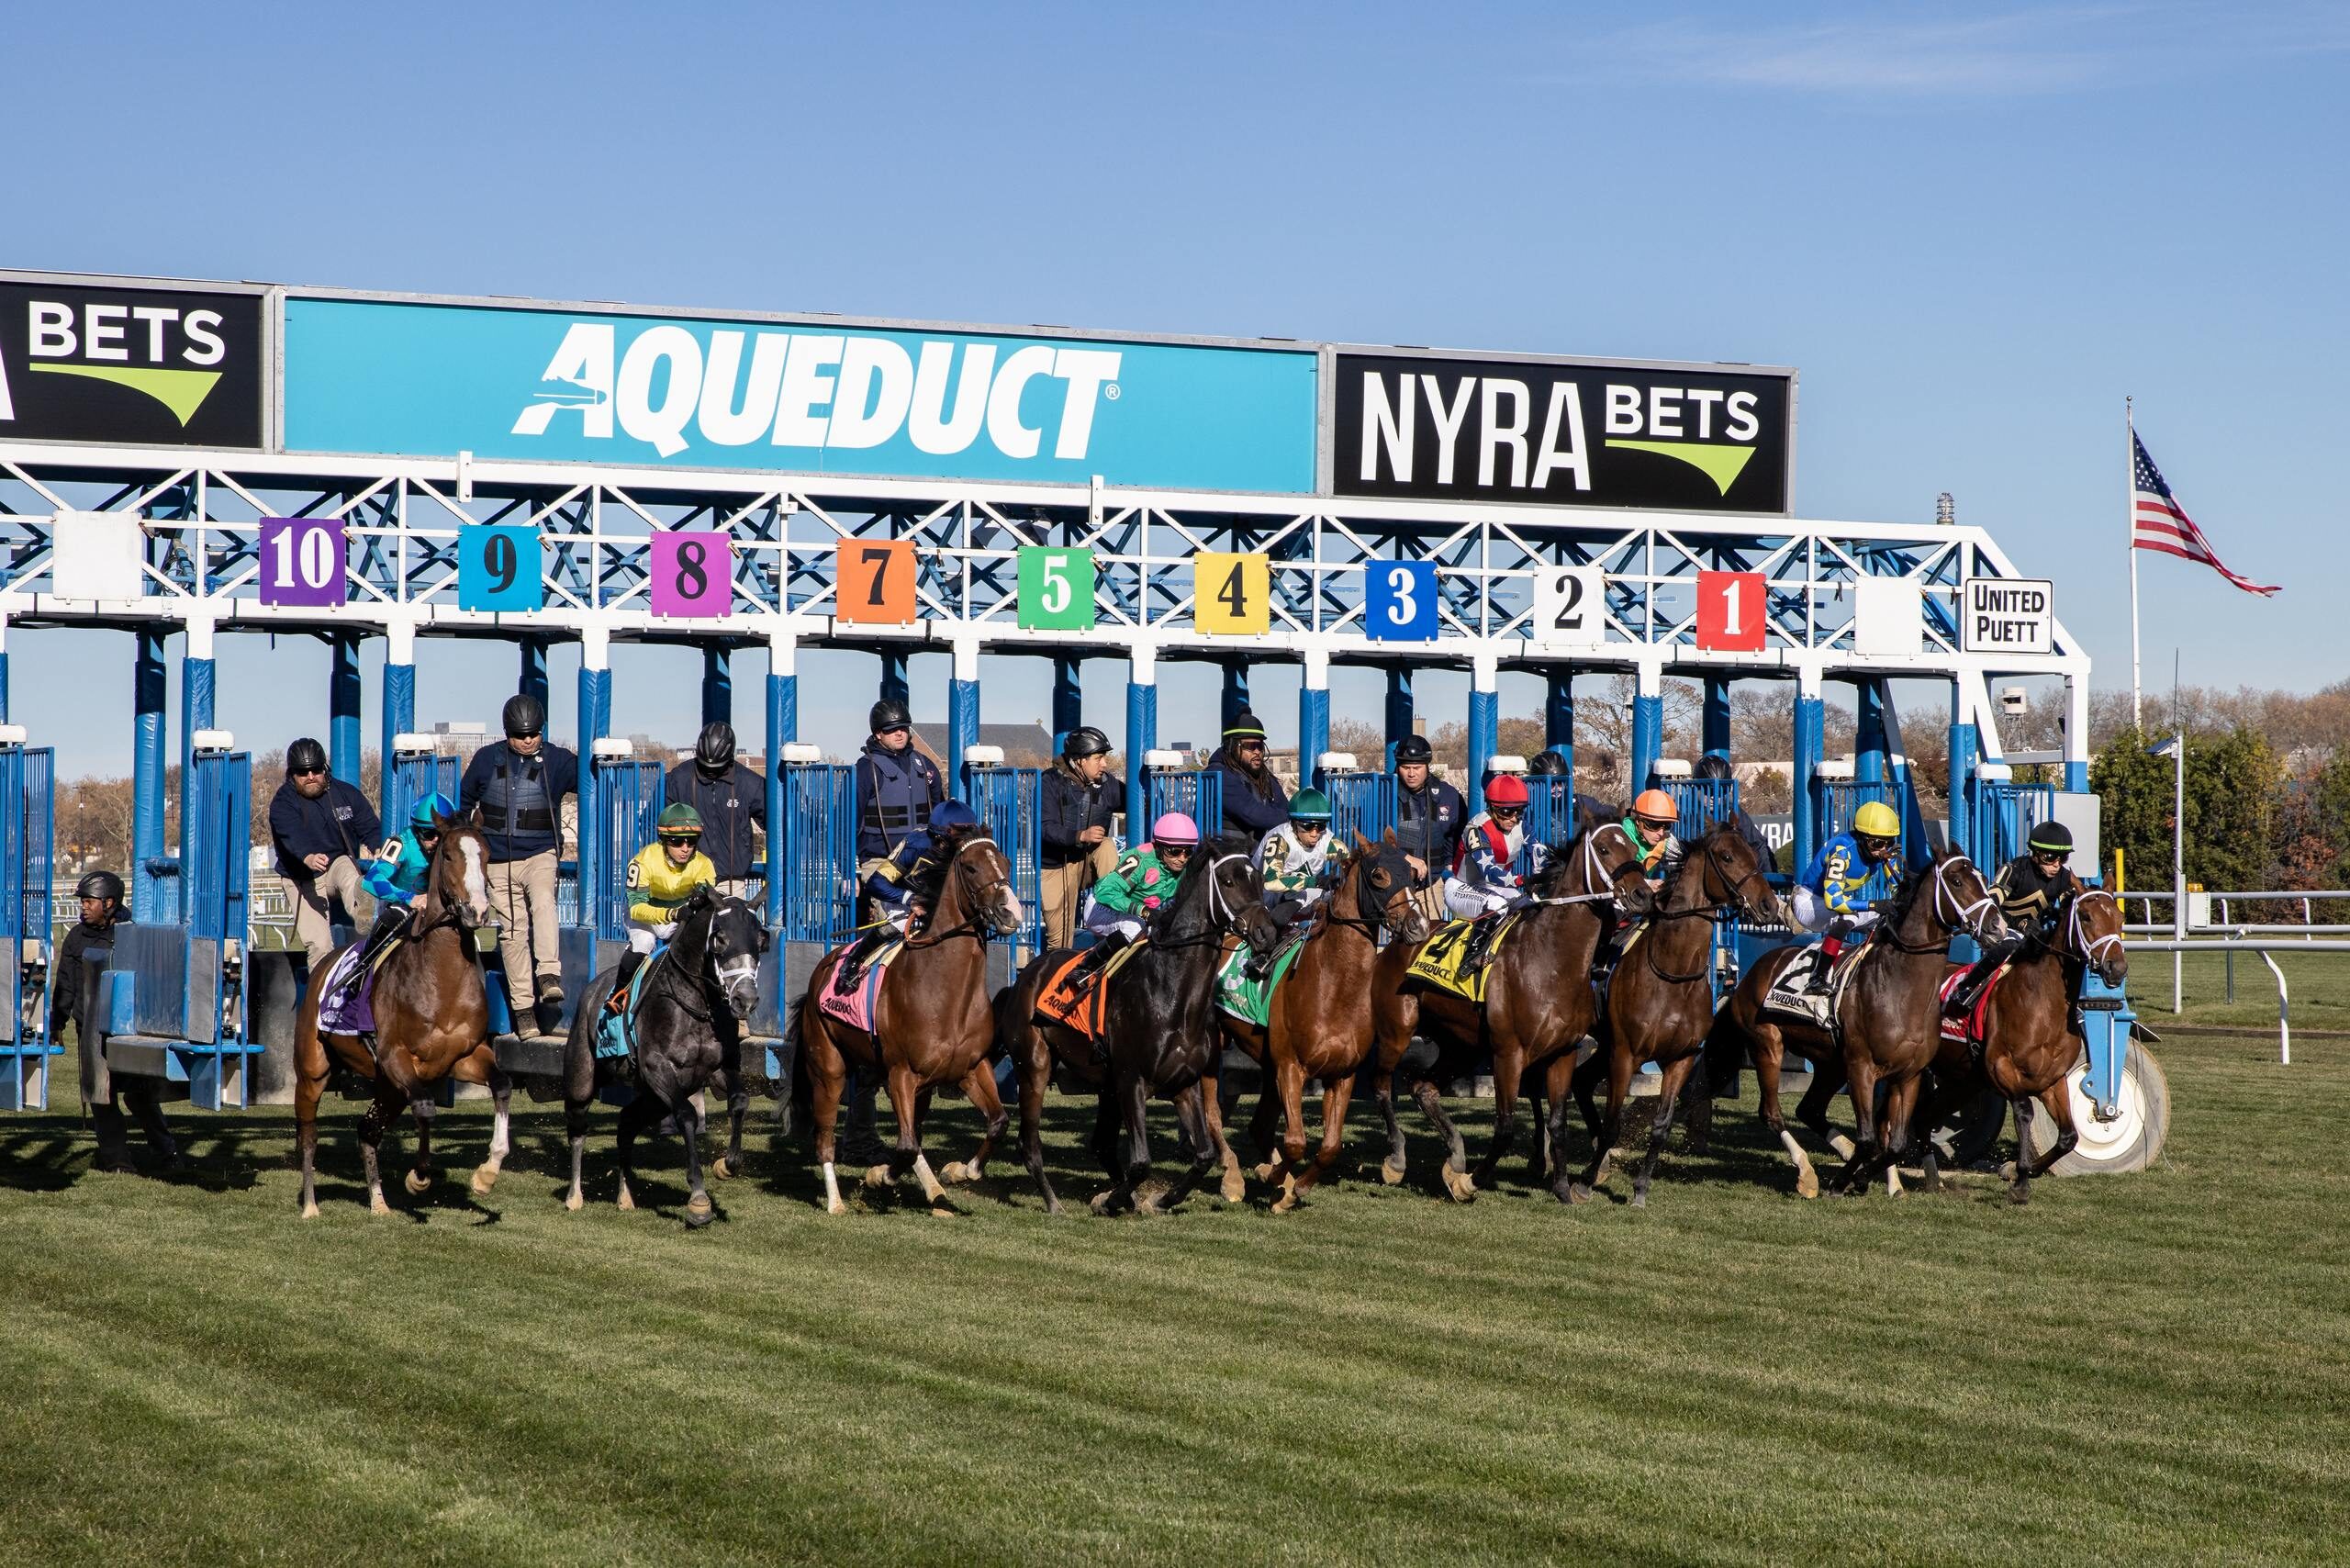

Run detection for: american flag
[[2132, 432, 2278, 597]]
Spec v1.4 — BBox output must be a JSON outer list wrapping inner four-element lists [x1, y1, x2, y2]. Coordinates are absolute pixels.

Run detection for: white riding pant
[[1791, 887, 1876, 939], [626, 919, 677, 957], [1082, 900, 1146, 943], [1443, 879, 1516, 923]]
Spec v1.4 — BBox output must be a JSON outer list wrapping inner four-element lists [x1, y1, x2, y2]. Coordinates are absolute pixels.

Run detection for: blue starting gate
[[1144, 760, 1222, 845], [778, 756, 857, 944], [106, 744, 256, 1109], [0, 738, 57, 1110], [1523, 774, 1580, 851], [1324, 768, 1394, 846], [1661, 777, 1740, 835], [386, 741, 462, 835], [964, 759, 1046, 956], [1972, 774, 2055, 869], [591, 756, 665, 941]]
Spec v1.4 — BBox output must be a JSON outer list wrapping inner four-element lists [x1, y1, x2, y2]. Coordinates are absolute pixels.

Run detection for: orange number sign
[[834, 539, 917, 624]]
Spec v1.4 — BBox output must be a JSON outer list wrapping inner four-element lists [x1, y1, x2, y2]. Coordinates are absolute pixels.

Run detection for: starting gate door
[[778, 758, 857, 944], [1972, 776, 2055, 870], [964, 759, 1046, 957], [386, 738, 462, 835], [1324, 768, 1395, 847], [1144, 758, 1222, 846], [590, 757, 665, 941], [1661, 777, 1740, 836], [0, 737, 56, 1110]]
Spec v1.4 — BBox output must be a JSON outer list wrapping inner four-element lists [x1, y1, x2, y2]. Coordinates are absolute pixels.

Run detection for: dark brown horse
[[996, 834, 1276, 1216], [1709, 847, 2006, 1197], [1208, 833, 1429, 1212], [295, 816, 503, 1216], [1916, 883, 2128, 1204], [1569, 823, 1785, 1205], [1369, 823, 1654, 1202], [793, 832, 1024, 1214]]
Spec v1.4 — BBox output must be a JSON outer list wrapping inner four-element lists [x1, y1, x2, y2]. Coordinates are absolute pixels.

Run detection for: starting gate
[[1972, 771, 2055, 870], [1523, 775, 1581, 852], [0, 734, 56, 1110], [1323, 764, 1394, 847], [777, 752, 857, 944], [1143, 753, 1222, 845], [963, 752, 1046, 956], [386, 735, 463, 836], [1818, 774, 1904, 902], [1660, 776, 1740, 836]]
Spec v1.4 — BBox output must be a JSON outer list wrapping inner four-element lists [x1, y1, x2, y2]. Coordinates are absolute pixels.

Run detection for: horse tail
[[1702, 994, 1750, 1096]]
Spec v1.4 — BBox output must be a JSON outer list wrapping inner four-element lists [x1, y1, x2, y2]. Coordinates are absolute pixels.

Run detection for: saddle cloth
[[1212, 933, 1311, 1027], [1401, 910, 1525, 1003], [315, 935, 404, 1037], [1760, 941, 1868, 1029], [816, 937, 905, 1035], [1033, 939, 1150, 1040], [1936, 961, 2009, 1052], [595, 946, 666, 1064]]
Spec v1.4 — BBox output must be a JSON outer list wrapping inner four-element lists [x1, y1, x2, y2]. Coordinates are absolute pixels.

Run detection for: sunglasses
[[1489, 806, 1524, 819], [292, 767, 326, 778]]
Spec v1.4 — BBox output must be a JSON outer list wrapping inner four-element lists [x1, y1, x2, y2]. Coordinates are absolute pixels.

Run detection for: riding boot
[[834, 926, 890, 994], [1461, 911, 1505, 974], [1067, 930, 1130, 991], [1947, 938, 2019, 1016], [606, 949, 646, 1016], [1806, 936, 1842, 995]]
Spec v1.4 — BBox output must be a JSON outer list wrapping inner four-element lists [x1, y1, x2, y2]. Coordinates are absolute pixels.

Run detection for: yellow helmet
[[1852, 801, 1900, 840]]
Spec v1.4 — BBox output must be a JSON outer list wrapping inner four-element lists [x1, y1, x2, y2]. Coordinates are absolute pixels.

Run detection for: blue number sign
[[1365, 559, 1438, 642], [457, 524, 544, 612]]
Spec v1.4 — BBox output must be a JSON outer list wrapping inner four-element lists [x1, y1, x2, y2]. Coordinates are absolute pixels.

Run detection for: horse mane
[[1157, 832, 1254, 935]]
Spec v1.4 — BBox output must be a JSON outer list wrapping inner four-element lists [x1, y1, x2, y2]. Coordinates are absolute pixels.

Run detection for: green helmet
[[656, 802, 704, 839], [1288, 788, 1332, 823]]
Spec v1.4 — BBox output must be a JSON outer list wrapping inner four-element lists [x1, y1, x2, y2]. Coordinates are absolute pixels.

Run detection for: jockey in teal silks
[[355, 792, 455, 956]]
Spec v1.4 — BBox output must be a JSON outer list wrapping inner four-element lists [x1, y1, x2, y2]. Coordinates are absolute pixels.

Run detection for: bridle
[[1150, 848, 1259, 950], [1639, 831, 1776, 984], [1875, 853, 2001, 954], [904, 833, 1017, 948], [641, 894, 760, 1024], [1322, 846, 1415, 943], [2051, 886, 2126, 974]]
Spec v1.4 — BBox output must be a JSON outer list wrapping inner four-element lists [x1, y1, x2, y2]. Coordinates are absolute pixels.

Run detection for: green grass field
[[2151, 948, 2350, 1036], [4, 1031, 2344, 1568]]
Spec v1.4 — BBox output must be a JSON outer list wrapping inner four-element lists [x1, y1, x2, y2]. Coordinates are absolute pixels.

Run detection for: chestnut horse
[[1568, 823, 1785, 1205], [1708, 847, 2006, 1197], [295, 817, 503, 1217], [1369, 823, 1654, 1202], [792, 832, 1024, 1215], [996, 834, 1277, 1216], [1208, 833, 1430, 1212], [1916, 884, 2128, 1204]]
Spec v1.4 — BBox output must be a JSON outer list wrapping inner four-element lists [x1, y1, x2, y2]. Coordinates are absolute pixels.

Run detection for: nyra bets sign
[[0, 278, 264, 449], [282, 297, 1317, 493], [1333, 352, 1793, 513]]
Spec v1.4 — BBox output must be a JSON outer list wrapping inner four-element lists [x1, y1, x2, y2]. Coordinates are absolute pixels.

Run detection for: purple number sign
[[257, 517, 348, 608], [650, 531, 732, 618]]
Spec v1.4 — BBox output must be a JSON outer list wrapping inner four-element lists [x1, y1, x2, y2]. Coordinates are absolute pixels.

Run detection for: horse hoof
[[1998, 1160, 2019, 1182], [404, 1169, 431, 1196], [863, 1165, 892, 1190], [299, 1201, 320, 1220], [711, 1155, 737, 1181], [1629, 1192, 1647, 1210], [940, 1161, 972, 1185], [564, 1192, 583, 1213], [825, 1198, 848, 1215], [1795, 1168, 1820, 1200], [1219, 1168, 1247, 1204], [684, 1193, 714, 1228], [1270, 1194, 1296, 1215], [1565, 1182, 1592, 1205], [369, 1195, 392, 1216], [1379, 1157, 1406, 1187], [2009, 1183, 2031, 1207], [1440, 1165, 1476, 1203], [1829, 1134, 1857, 1160], [616, 1186, 635, 1212], [1252, 1161, 1278, 1183], [469, 1165, 498, 1195], [1089, 1191, 1116, 1216]]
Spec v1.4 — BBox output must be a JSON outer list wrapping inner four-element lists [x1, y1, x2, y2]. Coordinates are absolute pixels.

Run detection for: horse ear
[[1381, 826, 1398, 848], [1354, 828, 1373, 854]]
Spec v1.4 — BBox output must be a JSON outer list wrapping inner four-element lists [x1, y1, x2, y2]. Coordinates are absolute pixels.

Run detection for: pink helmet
[[1150, 812, 1200, 846]]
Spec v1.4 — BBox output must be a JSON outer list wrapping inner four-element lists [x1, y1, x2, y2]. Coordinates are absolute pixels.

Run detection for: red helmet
[[1484, 773, 1529, 807]]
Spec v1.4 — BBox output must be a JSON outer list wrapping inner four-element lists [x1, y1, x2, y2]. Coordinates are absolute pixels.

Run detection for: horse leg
[[1142, 1083, 1216, 1215], [1372, 1066, 1408, 1187], [1118, 1069, 1154, 1211], [405, 1096, 437, 1196], [446, 1046, 512, 1196], [940, 1057, 1008, 1188], [1831, 1058, 1880, 1195], [1290, 1073, 1357, 1208], [1570, 1047, 1635, 1204], [712, 1038, 749, 1181], [1016, 1022, 1063, 1217], [1412, 1077, 1474, 1202], [1202, 1068, 1247, 1203], [809, 1015, 850, 1215], [1087, 1078, 1131, 1215], [1265, 1057, 1312, 1210], [678, 1086, 714, 1230], [295, 1020, 329, 1218], [1631, 1057, 1699, 1209], [1470, 1047, 1525, 1193], [885, 1066, 947, 1207], [1801, 1057, 1856, 1162], [1879, 1077, 1923, 1197], [1549, 1053, 1590, 1204], [1749, 1031, 1818, 1199], [357, 1081, 408, 1216], [1247, 1070, 1283, 1182], [2013, 1082, 2076, 1202]]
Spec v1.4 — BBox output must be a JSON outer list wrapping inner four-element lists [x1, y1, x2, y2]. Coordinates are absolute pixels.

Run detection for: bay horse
[[1568, 823, 1785, 1206], [792, 832, 1024, 1215], [1207, 832, 1429, 1212], [294, 816, 503, 1217], [1916, 884, 2128, 1204], [995, 834, 1277, 1216], [1707, 847, 2006, 1197], [560, 887, 767, 1227], [1368, 823, 1655, 1202]]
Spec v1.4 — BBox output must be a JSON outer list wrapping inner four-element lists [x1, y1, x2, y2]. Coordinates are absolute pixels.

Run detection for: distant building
[[913, 722, 1056, 769]]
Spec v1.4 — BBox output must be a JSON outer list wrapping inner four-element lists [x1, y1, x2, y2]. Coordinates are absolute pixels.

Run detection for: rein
[[901, 834, 1013, 950], [1149, 850, 1254, 951], [1874, 854, 1998, 955], [1638, 835, 1769, 985]]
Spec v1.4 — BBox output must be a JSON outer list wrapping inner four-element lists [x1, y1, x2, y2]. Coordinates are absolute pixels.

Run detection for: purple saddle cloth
[[316, 946, 376, 1036]]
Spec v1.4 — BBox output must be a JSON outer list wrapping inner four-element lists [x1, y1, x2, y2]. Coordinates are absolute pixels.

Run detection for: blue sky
[[6, 1, 2344, 775]]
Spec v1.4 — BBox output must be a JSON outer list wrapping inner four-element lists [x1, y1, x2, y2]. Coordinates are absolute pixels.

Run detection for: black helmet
[[2026, 821, 2075, 857], [695, 721, 736, 772], [1393, 734, 1433, 765], [1062, 725, 1111, 760], [502, 694, 545, 738], [1693, 754, 1733, 781], [74, 869, 125, 903], [285, 736, 327, 775], [868, 698, 912, 734], [1528, 749, 1569, 777]]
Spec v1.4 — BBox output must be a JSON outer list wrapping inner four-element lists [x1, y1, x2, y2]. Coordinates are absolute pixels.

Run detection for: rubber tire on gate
[[2023, 1047, 2170, 1176]]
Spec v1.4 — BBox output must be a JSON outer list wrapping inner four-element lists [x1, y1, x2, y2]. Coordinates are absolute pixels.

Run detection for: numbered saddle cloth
[[1401, 912, 1523, 1004], [1212, 935, 1310, 1027], [1760, 941, 1866, 1028], [816, 937, 906, 1035], [595, 944, 667, 1067], [315, 935, 407, 1037], [1936, 961, 2009, 1056], [1033, 940, 1150, 1039]]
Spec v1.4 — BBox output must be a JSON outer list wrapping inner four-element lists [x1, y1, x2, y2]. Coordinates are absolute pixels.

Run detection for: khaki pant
[[291, 855, 370, 968], [1042, 838, 1119, 950], [855, 857, 892, 933], [489, 849, 560, 1016], [714, 878, 755, 903]]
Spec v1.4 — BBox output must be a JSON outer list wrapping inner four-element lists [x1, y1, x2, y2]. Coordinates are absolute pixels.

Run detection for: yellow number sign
[[1193, 552, 1270, 635]]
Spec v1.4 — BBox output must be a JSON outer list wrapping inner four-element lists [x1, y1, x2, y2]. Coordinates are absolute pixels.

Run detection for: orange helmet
[[1632, 789, 1678, 824]]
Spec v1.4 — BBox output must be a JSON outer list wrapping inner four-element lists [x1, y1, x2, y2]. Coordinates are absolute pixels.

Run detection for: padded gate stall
[[0, 732, 58, 1110]]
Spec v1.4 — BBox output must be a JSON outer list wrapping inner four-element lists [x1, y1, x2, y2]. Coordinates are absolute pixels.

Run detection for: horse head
[[1695, 823, 1787, 927], [947, 832, 1024, 938], [1178, 833, 1277, 956], [2062, 886, 2129, 989], [1893, 848, 2007, 947], [1550, 820, 1655, 917], [431, 816, 496, 930], [1353, 828, 1429, 945], [688, 885, 767, 1021]]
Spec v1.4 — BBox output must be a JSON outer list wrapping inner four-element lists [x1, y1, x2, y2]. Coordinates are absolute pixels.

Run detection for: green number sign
[[1017, 547, 1096, 630]]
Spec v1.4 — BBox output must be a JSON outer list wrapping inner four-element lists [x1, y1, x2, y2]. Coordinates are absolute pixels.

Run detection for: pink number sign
[[650, 531, 732, 618]]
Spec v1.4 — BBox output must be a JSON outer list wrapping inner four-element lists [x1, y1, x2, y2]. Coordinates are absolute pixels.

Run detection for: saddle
[[315, 927, 410, 1038], [1760, 941, 1868, 1030], [816, 936, 905, 1035], [1402, 911, 1524, 1003], [1936, 960, 2011, 1058], [595, 946, 667, 1070], [1213, 935, 1310, 1027], [1033, 939, 1149, 1040]]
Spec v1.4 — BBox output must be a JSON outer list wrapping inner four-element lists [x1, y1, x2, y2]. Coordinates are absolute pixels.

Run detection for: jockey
[[1620, 789, 1685, 891], [342, 791, 455, 985], [1946, 820, 2081, 1016], [607, 802, 716, 1013], [834, 800, 986, 990], [1794, 800, 1902, 990], [1248, 788, 1348, 977], [1069, 811, 1199, 980], [1446, 773, 1547, 971]]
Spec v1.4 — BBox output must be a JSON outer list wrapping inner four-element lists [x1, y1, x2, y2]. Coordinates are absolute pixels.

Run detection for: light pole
[[2149, 734, 2186, 1013]]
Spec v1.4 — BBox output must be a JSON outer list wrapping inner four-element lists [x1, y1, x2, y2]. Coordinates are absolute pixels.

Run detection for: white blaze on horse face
[[459, 836, 491, 919]]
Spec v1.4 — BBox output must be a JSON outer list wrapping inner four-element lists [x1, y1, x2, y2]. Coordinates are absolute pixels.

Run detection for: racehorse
[[995, 834, 1277, 1216], [1368, 823, 1655, 1203], [561, 886, 767, 1227], [792, 832, 1024, 1215], [1207, 833, 1429, 1212], [294, 816, 503, 1217], [1914, 884, 2128, 1204], [1568, 823, 1784, 1205], [1707, 847, 2006, 1196]]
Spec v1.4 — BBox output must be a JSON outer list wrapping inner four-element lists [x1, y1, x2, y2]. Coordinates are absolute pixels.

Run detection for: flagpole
[[2128, 396, 2142, 730]]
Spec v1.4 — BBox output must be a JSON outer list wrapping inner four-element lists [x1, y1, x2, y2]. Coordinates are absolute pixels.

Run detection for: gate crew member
[[1446, 772, 1549, 970], [54, 870, 186, 1174], [1946, 821, 2082, 1016], [853, 698, 943, 927], [1248, 788, 1347, 978], [1069, 811, 1198, 981], [1040, 726, 1124, 951], [269, 736, 383, 980], [323, 791, 454, 1015], [1204, 708, 1290, 839], [1794, 800, 1902, 990], [1391, 734, 1464, 922], [835, 800, 987, 989], [666, 721, 767, 902], [460, 695, 579, 1032], [607, 803, 715, 1012], [1528, 749, 1620, 840]]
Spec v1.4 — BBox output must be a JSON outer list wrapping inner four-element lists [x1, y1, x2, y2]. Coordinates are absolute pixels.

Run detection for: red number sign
[[1694, 570, 1766, 652]]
